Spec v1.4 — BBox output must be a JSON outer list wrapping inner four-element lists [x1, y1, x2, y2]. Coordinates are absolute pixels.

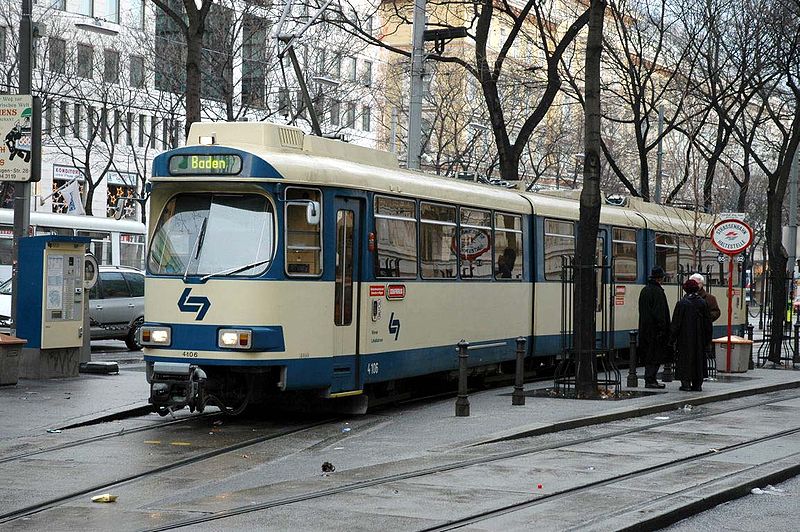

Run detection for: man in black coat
[[638, 266, 671, 389], [671, 279, 713, 391]]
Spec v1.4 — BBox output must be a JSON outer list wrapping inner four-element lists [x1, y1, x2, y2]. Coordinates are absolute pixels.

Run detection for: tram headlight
[[218, 329, 252, 349], [140, 326, 171, 346]]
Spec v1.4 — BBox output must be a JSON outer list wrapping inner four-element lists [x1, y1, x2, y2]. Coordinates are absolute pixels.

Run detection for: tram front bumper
[[148, 362, 207, 414]]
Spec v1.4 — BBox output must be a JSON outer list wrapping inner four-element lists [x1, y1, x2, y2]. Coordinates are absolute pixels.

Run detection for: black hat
[[650, 266, 665, 279]]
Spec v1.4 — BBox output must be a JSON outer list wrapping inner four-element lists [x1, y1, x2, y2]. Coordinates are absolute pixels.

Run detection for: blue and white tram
[[142, 123, 742, 413]]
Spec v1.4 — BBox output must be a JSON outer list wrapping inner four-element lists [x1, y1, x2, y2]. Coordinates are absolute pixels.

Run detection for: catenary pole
[[406, 0, 425, 170]]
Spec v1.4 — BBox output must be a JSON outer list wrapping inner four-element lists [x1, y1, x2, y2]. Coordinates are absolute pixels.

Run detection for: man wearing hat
[[638, 266, 672, 388]]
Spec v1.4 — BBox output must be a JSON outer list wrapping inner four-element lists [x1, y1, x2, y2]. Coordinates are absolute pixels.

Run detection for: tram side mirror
[[306, 201, 321, 225]]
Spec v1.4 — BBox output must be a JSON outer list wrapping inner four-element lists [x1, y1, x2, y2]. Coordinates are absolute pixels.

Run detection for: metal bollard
[[794, 324, 800, 364], [627, 331, 639, 387], [455, 340, 470, 417], [747, 324, 755, 370], [512, 337, 527, 406]]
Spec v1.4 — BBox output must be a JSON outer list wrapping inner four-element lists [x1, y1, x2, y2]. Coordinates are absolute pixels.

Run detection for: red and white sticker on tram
[[711, 219, 753, 255], [387, 284, 406, 300]]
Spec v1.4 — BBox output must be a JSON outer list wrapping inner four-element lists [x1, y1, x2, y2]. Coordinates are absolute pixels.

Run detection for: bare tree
[[574, 0, 607, 398]]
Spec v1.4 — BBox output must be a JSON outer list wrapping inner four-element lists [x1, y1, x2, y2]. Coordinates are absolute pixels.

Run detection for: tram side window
[[701, 238, 728, 286], [612, 228, 637, 282], [78, 231, 112, 264], [678, 235, 700, 274], [35, 226, 73, 236], [460, 208, 492, 279], [120, 233, 146, 270], [544, 219, 574, 280], [420, 203, 457, 279], [0, 226, 12, 279], [374, 196, 417, 278], [494, 213, 522, 280], [285, 188, 322, 276], [655, 233, 678, 283]]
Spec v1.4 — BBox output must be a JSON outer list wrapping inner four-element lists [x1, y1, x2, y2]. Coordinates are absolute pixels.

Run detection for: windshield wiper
[[183, 218, 208, 282], [200, 257, 273, 282]]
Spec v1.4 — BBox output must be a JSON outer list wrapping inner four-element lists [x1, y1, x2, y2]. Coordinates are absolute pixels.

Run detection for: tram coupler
[[148, 362, 207, 415]]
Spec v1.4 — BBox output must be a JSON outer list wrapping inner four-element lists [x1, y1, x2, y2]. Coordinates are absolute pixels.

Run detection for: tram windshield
[[148, 193, 274, 277]]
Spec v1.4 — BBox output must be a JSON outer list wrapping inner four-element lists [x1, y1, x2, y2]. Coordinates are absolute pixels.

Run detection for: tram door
[[331, 197, 362, 394]]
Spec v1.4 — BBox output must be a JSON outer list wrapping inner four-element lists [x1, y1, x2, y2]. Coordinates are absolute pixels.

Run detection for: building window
[[495, 213, 523, 280], [347, 56, 357, 81], [278, 88, 290, 116], [460, 208, 492, 279], [73, 103, 82, 138], [77, 44, 93, 78], [362, 60, 372, 86], [48, 38, 66, 73], [375, 196, 417, 278], [130, 55, 144, 88], [361, 106, 371, 132], [0, 27, 6, 62], [544, 219, 574, 280], [106, 0, 120, 24], [87, 106, 95, 138], [45, 103, 53, 135], [330, 99, 340, 126], [612, 227, 637, 282], [59, 101, 68, 137], [285, 188, 322, 276], [113, 109, 120, 144], [162, 120, 169, 149], [77, 0, 93, 17], [655, 233, 678, 283], [104, 49, 119, 84], [242, 14, 266, 107], [420, 203, 457, 279], [100, 107, 108, 141], [345, 102, 356, 128], [52, 169, 85, 214], [150, 116, 157, 149], [126, 112, 133, 145], [332, 52, 341, 78], [365, 15, 373, 35], [138, 115, 145, 147], [130, 0, 145, 29]]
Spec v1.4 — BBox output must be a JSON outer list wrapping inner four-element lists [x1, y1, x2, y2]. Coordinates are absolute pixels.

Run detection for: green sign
[[168, 154, 242, 176]]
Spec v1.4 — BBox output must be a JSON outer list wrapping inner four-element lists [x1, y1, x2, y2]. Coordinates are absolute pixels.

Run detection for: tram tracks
[[134, 388, 800, 531], [0, 418, 338, 524]]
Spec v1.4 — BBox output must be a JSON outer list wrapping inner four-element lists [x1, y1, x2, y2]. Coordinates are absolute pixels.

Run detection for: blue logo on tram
[[388, 313, 401, 341], [178, 288, 211, 321]]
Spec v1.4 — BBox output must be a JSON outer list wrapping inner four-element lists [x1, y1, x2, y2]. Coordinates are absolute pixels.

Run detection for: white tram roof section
[[179, 122, 529, 213], [177, 122, 718, 233]]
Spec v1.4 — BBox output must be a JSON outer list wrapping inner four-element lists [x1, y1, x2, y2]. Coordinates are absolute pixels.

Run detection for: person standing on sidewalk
[[690, 273, 720, 368], [671, 279, 713, 391], [638, 266, 671, 389]]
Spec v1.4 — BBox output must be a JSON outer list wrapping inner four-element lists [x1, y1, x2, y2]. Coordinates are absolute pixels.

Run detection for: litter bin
[[712, 335, 752, 373], [0, 334, 27, 386]]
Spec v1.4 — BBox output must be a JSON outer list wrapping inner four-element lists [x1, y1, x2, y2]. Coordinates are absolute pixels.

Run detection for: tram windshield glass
[[148, 193, 274, 277]]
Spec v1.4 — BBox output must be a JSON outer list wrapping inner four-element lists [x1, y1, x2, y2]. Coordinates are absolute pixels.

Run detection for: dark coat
[[638, 278, 672, 365], [670, 293, 713, 382], [699, 288, 721, 322]]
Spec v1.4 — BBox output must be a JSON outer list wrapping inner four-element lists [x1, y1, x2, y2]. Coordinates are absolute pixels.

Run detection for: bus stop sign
[[711, 219, 753, 255], [0, 95, 34, 182]]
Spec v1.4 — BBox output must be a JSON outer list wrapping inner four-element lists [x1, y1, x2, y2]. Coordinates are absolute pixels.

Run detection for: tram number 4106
[[366, 362, 379, 375]]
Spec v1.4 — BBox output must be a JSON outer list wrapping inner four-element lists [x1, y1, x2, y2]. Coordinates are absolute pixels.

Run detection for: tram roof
[[171, 122, 717, 233]]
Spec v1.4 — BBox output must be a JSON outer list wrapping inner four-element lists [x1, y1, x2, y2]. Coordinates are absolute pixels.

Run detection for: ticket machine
[[17, 235, 90, 378]]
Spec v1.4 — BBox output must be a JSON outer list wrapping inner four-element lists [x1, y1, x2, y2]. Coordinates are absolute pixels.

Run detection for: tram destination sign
[[711, 218, 753, 255], [169, 154, 242, 176], [0, 95, 33, 182]]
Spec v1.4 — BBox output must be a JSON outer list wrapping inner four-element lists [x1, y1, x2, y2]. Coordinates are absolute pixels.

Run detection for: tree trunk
[[185, 23, 203, 138], [767, 188, 788, 363], [574, 0, 606, 398]]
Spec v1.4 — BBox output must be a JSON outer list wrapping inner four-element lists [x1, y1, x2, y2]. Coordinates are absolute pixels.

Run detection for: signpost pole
[[727, 255, 734, 371], [10, 0, 34, 336]]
